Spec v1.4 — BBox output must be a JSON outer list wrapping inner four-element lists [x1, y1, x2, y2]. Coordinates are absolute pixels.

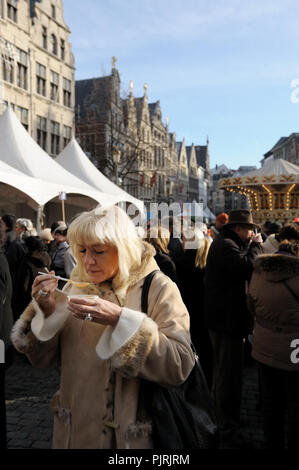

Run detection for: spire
[[112, 56, 117, 69], [207, 135, 209, 146]]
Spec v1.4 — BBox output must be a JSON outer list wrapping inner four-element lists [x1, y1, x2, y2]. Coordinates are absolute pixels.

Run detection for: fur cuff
[[31, 297, 70, 342], [96, 310, 158, 378], [11, 303, 41, 354], [96, 308, 147, 360]]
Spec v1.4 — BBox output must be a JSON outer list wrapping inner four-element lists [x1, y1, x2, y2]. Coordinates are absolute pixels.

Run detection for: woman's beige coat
[[11, 243, 194, 449]]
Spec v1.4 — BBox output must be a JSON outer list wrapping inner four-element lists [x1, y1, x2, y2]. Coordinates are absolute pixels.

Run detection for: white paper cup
[[67, 294, 98, 300]]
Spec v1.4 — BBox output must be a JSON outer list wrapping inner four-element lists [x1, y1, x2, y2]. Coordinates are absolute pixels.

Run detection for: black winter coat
[[204, 227, 264, 337], [0, 250, 13, 351], [175, 250, 206, 347], [154, 252, 178, 284], [5, 239, 25, 284], [11, 250, 51, 321]]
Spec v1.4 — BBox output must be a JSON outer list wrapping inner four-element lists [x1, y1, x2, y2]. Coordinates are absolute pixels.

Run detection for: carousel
[[219, 159, 299, 224]]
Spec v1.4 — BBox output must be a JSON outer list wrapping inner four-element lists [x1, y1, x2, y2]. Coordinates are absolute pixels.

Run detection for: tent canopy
[[0, 108, 122, 206], [0, 159, 71, 206], [56, 138, 144, 213]]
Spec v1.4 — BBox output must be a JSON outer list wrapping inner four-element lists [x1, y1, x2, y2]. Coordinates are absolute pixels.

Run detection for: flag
[[59, 191, 67, 201], [140, 173, 145, 187], [150, 172, 156, 187]]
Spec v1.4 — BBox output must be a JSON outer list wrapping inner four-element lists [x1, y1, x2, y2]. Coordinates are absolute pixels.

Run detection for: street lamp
[[112, 146, 121, 185]]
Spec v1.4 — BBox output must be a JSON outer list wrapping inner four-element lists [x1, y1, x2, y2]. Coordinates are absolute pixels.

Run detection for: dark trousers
[[209, 330, 244, 446], [259, 362, 299, 449], [0, 364, 7, 450]]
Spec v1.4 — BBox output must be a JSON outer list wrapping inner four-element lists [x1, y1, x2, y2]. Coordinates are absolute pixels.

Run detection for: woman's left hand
[[68, 297, 122, 327]]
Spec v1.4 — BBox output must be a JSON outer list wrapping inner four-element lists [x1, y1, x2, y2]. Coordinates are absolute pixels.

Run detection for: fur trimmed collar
[[254, 253, 299, 281], [68, 241, 157, 305]]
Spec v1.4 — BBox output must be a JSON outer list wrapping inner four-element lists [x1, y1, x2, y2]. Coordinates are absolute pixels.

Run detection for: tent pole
[[36, 206, 42, 235]]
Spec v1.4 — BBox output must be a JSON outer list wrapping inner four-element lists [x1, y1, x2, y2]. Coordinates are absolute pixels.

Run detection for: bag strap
[[141, 270, 160, 314], [141, 270, 198, 358], [283, 280, 299, 303]]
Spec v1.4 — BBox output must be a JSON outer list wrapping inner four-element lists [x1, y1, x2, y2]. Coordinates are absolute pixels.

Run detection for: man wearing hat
[[204, 209, 264, 448]]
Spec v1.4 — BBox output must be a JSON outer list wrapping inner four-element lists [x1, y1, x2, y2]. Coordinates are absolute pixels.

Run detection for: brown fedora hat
[[225, 210, 260, 229]]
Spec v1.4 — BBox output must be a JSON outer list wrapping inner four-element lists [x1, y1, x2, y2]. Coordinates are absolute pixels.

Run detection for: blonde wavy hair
[[146, 225, 170, 254], [195, 237, 211, 269], [67, 205, 144, 293], [182, 227, 211, 269]]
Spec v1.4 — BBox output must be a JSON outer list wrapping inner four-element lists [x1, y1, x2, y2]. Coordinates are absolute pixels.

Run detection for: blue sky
[[63, 0, 299, 170]]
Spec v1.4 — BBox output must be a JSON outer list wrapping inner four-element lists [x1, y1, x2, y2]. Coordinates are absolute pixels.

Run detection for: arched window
[[51, 34, 57, 55]]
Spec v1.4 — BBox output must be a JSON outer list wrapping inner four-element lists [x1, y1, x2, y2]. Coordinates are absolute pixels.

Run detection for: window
[[50, 71, 59, 102], [37, 116, 47, 151], [63, 77, 71, 107], [60, 39, 65, 60], [15, 106, 29, 130], [42, 27, 47, 49], [0, 0, 3, 18], [7, 0, 17, 22], [50, 34, 57, 55], [63, 125, 72, 148], [51, 4, 56, 19], [16, 48, 28, 90], [36, 63, 46, 96], [51, 121, 60, 155]]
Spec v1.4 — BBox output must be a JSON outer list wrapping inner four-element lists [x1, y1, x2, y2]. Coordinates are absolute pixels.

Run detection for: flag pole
[[62, 199, 65, 223]]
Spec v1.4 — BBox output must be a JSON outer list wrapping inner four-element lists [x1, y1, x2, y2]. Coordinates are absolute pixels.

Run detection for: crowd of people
[[0, 207, 298, 450]]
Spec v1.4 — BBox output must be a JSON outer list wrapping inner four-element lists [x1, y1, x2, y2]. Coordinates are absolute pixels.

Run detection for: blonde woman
[[11, 205, 194, 449], [146, 225, 178, 283], [175, 228, 213, 388]]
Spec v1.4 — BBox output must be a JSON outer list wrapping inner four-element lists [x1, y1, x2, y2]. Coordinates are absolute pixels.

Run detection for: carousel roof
[[243, 158, 299, 178], [219, 158, 299, 188], [218, 158, 299, 224]]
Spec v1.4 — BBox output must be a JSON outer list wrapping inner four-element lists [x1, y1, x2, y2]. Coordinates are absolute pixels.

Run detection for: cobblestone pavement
[[5, 353, 264, 450]]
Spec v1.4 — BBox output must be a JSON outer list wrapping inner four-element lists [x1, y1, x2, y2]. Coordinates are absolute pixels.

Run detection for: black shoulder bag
[[141, 271, 218, 449]]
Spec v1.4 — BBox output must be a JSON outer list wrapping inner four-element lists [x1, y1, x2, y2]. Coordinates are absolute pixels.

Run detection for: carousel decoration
[[219, 159, 299, 224]]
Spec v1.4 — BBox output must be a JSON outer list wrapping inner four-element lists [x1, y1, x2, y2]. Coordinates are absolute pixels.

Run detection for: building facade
[[76, 64, 211, 207], [0, 0, 75, 156], [186, 144, 199, 202], [176, 139, 189, 204], [262, 133, 299, 166]]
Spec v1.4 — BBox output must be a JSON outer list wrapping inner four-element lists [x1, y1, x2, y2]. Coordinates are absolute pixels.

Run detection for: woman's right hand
[[32, 272, 58, 318]]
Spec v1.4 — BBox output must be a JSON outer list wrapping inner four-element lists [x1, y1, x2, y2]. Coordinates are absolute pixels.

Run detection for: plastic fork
[[38, 272, 91, 288]]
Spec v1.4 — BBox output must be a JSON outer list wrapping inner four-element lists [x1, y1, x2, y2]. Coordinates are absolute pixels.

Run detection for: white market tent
[[56, 137, 144, 213], [0, 107, 121, 209], [0, 159, 73, 206]]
